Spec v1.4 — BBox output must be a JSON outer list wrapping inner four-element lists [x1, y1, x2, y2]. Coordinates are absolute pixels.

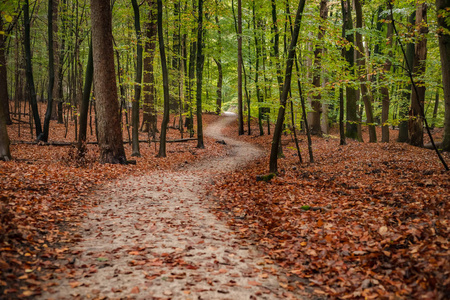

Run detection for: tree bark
[[380, 9, 393, 142], [196, 0, 205, 149], [214, 14, 223, 115], [437, 0, 450, 151], [354, 0, 376, 142], [0, 15, 11, 126], [310, 0, 328, 136], [237, 0, 244, 135], [398, 12, 415, 143], [157, 0, 170, 157], [77, 40, 93, 155], [90, 0, 127, 164], [39, 0, 56, 142], [269, 0, 307, 174], [131, 0, 142, 157], [341, 0, 360, 141], [409, 2, 427, 147], [23, 0, 43, 139], [142, 0, 157, 135]]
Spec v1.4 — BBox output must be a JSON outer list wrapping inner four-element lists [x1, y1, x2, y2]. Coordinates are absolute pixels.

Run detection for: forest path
[[39, 113, 303, 300]]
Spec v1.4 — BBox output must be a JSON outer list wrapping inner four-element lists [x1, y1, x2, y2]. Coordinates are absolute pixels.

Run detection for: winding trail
[[40, 114, 302, 299]]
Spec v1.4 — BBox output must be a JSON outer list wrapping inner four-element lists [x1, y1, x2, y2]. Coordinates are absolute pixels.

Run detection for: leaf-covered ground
[[0, 109, 226, 298], [212, 121, 450, 299], [1, 106, 449, 299]]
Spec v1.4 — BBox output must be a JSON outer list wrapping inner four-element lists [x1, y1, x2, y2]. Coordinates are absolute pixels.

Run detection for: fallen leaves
[[213, 122, 450, 299], [0, 110, 227, 298]]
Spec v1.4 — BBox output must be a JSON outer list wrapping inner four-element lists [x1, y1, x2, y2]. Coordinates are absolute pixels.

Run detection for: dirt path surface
[[39, 114, 302, 300]]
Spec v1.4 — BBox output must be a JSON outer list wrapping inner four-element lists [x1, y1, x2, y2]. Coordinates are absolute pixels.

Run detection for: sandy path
[[40, 114, 302, 300]]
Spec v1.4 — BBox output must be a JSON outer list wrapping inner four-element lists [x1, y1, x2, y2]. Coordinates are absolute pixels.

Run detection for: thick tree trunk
[[157, 0, 170, 157], [90, 0, 127, 164], [354, 0, 376, 142], [437, 0, 450, 151], [269, 0, 307, 174], [409, 2, 427, 147], [131, 0, 142, 157], [196, 0, 205, 149], [142, 0, 157, 135], [310, 0, 328, 136]]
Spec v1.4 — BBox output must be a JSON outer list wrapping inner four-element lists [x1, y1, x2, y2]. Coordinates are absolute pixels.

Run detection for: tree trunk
[[131, 0, 142, 157], [196, 0, 205, 149], [23, 0, 43, 139], [0, 16, 11, 126], [398, 12, 415, 143], [341, 0, 360, 141], [310, 0, 328, 136], [142, 0, 157, 135], [50, 0, 60, 121], [0, 93, 10, 160], [90, 0, 127, 164], [409, 2, 427, 147], [157, 0, 170, 157], [77, 41, 93, 155], [269, 0, 307, 174], [237, 0, 244, 135], [354, 0, 376, 142], [380, 9, 393, 142], [214, 14, 223, 115], [253, 3, 263, 135], [39, 0, 56, 142], [437, 0, 450, 151]]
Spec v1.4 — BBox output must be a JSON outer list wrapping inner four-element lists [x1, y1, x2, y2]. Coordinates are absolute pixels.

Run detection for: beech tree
[[437, 0, 450, 151], [90, 0, 127, 164], [269, 0, 306, 174]]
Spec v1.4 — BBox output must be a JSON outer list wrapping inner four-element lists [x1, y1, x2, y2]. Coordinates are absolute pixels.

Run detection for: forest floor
[[1, 104, 450, 299]]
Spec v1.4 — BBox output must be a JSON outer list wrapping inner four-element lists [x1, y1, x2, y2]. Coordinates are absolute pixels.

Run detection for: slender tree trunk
[[196, 0, 205, 148], [398, 12, 415, 143], [437, 0, 450, 151], [39, 0, 55, 142], [380, 9, 393, 142], [269, 0, 307, 174], [431, 89, 439, 130], [0, 16, 11, 126], [90, 0, 127, 164], [51, 0, 59, 121], [0, 92, 10, 160], [142, 0, 157, 135], [131, 0, 142, 157], [214, 58, 223, 115], [310, 0, 328, 136], [237, 0, 244, 135], [0, 14, 11, 160], [253, 2, 263, 135], [354, 0, 376, 142], [409, 2, 427, 147], [23, 0, 43, 139], [214, 14, 222, 115], [77, 40, 93, 155], [157, 0, 170, 157]]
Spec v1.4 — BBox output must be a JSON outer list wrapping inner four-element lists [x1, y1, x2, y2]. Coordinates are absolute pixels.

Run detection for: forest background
[[0, 0, 450, 299]]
